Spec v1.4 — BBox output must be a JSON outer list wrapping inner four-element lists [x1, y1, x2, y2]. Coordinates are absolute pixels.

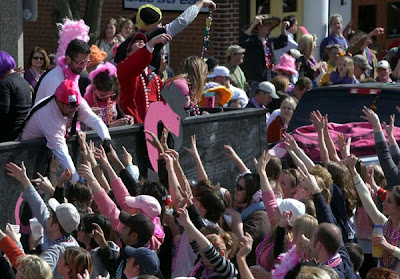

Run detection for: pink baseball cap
[[126, 195, 161, 220], [54, 79, 82, 106]]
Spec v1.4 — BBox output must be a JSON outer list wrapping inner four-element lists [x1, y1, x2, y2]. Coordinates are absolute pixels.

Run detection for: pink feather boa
[[56, 19, 90, 66], [271, 245, 300, 279], [88, 62, 117, 81]]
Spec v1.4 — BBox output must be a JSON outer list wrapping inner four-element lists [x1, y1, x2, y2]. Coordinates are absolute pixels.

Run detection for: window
[[283, 0, 297, 12], [357, 5, 376, 33], [387, 2, 400, 38], [256, 0, 270, 14]]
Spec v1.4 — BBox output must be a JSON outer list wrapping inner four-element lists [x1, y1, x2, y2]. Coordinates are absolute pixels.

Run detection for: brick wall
[[23, 0, 240, 72]]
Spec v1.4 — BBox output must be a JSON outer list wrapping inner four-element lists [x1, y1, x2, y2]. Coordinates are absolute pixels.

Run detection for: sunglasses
[[32, 56, 44, 61], [236, 183, 247, 191], [72, 58, 91, 68], [64, 102, 79, 109]]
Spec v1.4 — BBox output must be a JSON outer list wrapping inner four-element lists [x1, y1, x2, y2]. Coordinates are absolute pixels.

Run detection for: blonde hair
[[292, 214, 318, 242], [63, 247, 93, 279], [296, 266, 331, 279], [338, 56, 355, 78], [298, 34, 317, 59], [168, 56, 207, 102], [281, 96, 298, 111], [17, 255, 52, 279]]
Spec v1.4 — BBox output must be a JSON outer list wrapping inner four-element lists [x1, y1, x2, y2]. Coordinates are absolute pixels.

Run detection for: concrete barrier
[[1, 108, 267, 229]]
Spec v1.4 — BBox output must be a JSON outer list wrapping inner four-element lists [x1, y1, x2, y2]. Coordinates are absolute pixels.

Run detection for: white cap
[[48, 198, 80, 234], [207, 66, 230, 78], [258, 81, 279, 99], [277, 198, 306, 226], [377, 60, 391, 70]]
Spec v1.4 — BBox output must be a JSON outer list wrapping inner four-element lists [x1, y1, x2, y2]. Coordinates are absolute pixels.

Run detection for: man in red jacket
[[117, 33, 171, 123]]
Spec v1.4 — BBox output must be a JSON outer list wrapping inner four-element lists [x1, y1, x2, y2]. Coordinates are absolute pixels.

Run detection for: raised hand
[[383, 114, 395, 137], [203, 0, 216, 11], [224, 145, 239, 161], [297, 167, 320, 194], [94, 145, 109, 166], [165, 148, 180, 162], [183, 134, 199, 157], [144, 130, 164, 154], [77, 164, 96, 183], [31, 172, 54, 194], [90, 223, 108, 249], [161, 153, 174, 171], [346, 154, 359, 176], [236, 232, 253, 258], [160, 127, 169, 152], [5, 223, 21, 244], [148, 34, 172, 48], [283, 132, 299, 151], [278, 210, 292, 228], [6, 161, 30, 187], [253, 150, 270, 174], [121, 146, 133, 166], [310, 110, 325, 131], [176, 207, 191, 228], [59, 168, 73, 184], [361, 106, 380, 127], [296, 234, 311, 260]]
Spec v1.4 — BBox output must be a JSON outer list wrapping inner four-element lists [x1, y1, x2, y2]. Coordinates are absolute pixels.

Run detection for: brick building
[[23, 0, 241, 73]]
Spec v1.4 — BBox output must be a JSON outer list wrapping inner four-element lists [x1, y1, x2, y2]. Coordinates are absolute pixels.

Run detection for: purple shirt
[[330, 72, 359, 85]]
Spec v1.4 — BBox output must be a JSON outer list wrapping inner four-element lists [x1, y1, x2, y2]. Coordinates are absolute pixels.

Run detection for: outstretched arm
[[283, 133, 314, 172], [323, 114, 341, 163], [165, 0, 216, 37], [347, 155, 387, 225], [224, 145, 250, 175], [362, 106, 400, 189], [384, 114, 400, 165], [310, 110, 329, 167], [162, 153, 184, 207], [337, 134, 351, 159], [183, 135, 208, 181]]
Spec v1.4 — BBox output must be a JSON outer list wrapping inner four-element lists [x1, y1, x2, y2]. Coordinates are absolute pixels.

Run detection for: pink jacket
[[262, 190, 279, 227], [94, 177, 164, 250]]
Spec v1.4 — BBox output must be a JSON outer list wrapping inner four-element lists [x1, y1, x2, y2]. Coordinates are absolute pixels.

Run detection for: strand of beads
[[201, 11, 213, 59]]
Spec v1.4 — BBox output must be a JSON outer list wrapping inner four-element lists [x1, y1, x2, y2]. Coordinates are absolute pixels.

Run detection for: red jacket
[[117, 47, 163, 124]]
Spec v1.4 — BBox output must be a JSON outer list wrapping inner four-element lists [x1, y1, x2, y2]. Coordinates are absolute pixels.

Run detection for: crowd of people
[[1, 0, 400, 278]]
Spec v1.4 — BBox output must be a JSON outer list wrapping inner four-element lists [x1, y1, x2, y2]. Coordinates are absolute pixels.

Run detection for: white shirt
[[273, 32, 298, 63], [21, 97, 110, 181], [34, 66, 64, 104]]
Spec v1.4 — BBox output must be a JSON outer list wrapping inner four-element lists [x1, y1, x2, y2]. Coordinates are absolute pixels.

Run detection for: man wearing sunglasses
[[21, 80, 111, 182], [33, 39, 91, 104]]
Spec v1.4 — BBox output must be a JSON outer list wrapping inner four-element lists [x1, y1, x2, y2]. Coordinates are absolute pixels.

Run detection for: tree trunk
[[84, 0, 104, 45]]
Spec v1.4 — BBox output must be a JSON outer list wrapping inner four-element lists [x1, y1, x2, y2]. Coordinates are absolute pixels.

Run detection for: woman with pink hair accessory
[[84, 62, 134, 127]]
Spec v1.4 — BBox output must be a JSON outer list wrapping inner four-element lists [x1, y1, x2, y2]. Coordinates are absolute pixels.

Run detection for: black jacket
[[239, 31, 287, 82]]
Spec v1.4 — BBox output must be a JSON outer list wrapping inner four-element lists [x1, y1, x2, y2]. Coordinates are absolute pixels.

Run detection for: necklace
[[325, 253, 342, 268], [30, 67, 43, 83], [227, 63, 245, 89], [92, 91, 116, 125], [51, 235, 73, 245], [140, 71, 161, 109], [261, 37, 273, 69], [255, 235, 275, 270], [382, 218, 400, 269]]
